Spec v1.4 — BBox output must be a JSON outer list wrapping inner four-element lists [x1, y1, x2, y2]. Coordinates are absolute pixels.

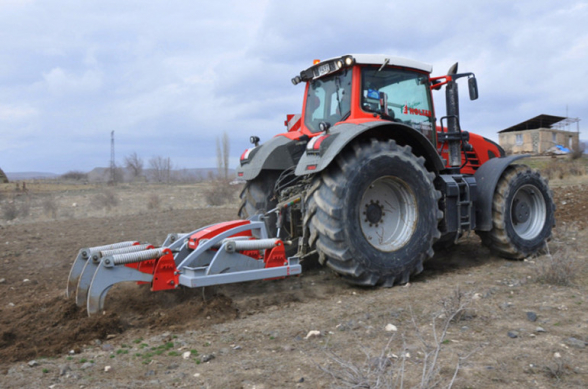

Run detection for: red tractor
[[68, 54, 555, 315], [237, 54, 554, 286]]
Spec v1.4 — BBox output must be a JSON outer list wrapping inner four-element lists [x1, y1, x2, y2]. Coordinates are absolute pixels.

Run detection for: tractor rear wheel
[[477, 164, 554, 259], [238, 171, 298, 256], [307, 139, 442, 286], [238, 171, 279, 222], [238, 170, 281, 238]]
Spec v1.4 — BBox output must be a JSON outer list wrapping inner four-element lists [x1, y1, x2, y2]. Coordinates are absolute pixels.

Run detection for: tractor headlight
[[344, 56, 354, 66]]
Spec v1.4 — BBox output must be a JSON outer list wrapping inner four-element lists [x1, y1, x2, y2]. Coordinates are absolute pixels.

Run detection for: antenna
[[110, 130, 115, 184]]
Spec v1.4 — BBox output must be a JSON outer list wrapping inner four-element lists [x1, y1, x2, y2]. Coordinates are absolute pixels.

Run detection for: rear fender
[[474, 155, 529, 231], [237, 135, 307, 181], [294, 122, 445, 176]]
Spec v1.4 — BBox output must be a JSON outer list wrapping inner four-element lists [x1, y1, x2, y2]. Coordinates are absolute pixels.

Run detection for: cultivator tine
[[74, 244, 152, 307], [66, 241, 137, 298], [86, 248, 166, 316]]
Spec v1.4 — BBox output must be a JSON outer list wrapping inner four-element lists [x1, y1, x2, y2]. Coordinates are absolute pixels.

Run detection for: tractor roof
[[293, 54, 433, 85], [349, 54, 433, 73]]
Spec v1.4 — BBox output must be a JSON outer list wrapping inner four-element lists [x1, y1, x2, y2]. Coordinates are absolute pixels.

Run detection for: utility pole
[[110, 130, 116, 184]]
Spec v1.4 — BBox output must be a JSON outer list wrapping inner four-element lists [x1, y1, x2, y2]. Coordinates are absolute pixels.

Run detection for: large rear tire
[[477, 164, 555, 259], [238, 171, 280, 222], [307, 139, 442, 286], [238, 171, 298, 256]]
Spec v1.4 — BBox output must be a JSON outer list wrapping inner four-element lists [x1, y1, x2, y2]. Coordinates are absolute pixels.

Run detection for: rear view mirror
[[468, 77, 479, 100]]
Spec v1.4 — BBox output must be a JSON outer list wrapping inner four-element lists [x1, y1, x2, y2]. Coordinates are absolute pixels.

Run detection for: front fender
[[474, 154, 529, 231], [294, 121, 445, 176]]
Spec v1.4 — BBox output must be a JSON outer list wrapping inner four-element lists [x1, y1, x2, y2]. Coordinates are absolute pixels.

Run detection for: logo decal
[[402, 103, 431, 118]]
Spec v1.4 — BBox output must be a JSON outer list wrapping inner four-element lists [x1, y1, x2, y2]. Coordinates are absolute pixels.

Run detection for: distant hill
[[85, 167, 236, 183], [3, 168, 235, 183], [5, 172, 59, 181]]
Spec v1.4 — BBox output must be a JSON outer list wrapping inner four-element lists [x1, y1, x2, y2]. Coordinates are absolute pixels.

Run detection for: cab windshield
[[361, 67, 434, 141], [304, 69, 352, 133]]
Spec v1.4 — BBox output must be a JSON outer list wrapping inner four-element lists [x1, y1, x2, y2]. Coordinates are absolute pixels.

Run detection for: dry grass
[[1, 196, 31, 221], [535, 226, 583, 286], [541, 158, 587, 180], [319, 289, 476, 389]]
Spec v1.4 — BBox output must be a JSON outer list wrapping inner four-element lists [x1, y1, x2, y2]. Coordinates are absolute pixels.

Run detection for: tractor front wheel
[[477, 164, 555, 259], [307, 139, 442, 286]]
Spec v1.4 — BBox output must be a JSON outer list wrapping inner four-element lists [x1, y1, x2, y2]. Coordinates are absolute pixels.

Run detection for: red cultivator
[[66, 216, 301, 316]]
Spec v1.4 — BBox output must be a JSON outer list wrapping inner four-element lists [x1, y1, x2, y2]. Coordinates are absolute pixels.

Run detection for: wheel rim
[[510, 184, 546, 240], [359, 176, 417, 252]]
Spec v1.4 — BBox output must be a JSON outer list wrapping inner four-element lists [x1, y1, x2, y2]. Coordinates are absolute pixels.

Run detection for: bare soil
[[0, 178, 587, 388]]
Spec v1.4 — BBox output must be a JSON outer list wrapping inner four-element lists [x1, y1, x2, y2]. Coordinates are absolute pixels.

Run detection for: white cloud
[[0, 103, 37, 121], [0, 0, 587, 173], [42, 68, 103, 96]]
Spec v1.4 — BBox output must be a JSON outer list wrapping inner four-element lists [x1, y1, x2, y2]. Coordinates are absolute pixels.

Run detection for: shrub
[[92, 189, 119, 210], [543, 358, 572, 381], [536, 226, 582, 286], [569, 142, 585, 160], [147, 194, 161, 210], [61, 171, 88, 181], [42, 196, 58, 218], [1, 201, 18, 221], [536, 246, 579, 286], [204, 180, 238, 206], [1, 196, 31, 221], [18, 197, 30, 218]]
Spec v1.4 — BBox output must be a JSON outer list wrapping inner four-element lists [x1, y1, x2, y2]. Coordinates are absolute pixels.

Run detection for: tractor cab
[[292, 54, 437, 143]]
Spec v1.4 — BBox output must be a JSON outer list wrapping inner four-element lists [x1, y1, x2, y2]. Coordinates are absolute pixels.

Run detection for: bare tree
[[149, 156, 173, 183], [125, 152, 144, 179], [216, 131, 230, 180], [222, 131, 230, 180], [216, 137, 222, 179]]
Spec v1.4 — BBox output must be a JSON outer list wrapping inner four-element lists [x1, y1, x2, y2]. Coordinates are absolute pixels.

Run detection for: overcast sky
[[1, 0, 587, 173]]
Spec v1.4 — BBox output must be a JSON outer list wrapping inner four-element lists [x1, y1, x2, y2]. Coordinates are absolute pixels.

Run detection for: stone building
[[498, 114, 580, 154]]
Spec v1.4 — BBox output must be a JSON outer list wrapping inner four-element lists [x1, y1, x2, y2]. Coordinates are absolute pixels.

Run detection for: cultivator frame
[[66, 216, 301, 316]]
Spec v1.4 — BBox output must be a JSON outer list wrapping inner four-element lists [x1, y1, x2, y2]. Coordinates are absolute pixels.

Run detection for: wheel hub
[[365, 201, 383, 225], [510, 184, 547, 240], [359, 176, 417, 252], [512, 199, 530, 224]]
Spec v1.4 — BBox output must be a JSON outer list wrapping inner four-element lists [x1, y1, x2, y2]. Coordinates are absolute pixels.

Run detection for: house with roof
[[498, 114, 580, 155]]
